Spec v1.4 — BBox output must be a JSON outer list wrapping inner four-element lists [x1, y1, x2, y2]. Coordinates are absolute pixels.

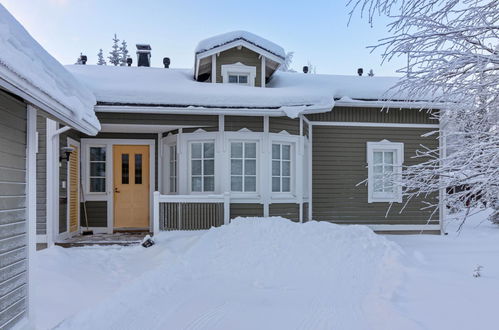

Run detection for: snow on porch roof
[[195, 30, 286, 60], [66, 64, 405, 118], [0, 5, 100, 135]]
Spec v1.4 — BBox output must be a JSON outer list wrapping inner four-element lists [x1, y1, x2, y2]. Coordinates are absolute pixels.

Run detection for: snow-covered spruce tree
[[97, 49, 106, 65], [348, 0, 499, 225], [108, 34, 121, 66], [75, 52, 83, 65], [279, 52, 294, 71], [119, 40, 129, 66]]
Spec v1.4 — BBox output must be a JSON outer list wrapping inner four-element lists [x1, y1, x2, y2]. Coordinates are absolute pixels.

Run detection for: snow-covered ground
[[33, 211, 498, 330]]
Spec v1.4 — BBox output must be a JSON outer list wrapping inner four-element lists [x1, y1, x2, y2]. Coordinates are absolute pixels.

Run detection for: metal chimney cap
[[81, 55, 87, 65], [163, 57, 170, 68], [303, 66, 309, 74], [357, 68, 364, 76]]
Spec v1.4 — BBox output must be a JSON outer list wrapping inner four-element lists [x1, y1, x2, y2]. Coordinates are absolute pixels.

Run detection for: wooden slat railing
[[153, 192, 230, 234]]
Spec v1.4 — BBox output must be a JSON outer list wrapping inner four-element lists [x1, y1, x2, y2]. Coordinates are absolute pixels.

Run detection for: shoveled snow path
[[53, 218, 404, 330]]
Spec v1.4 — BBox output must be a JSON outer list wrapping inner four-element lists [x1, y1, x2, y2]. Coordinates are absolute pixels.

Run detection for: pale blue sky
[[2, 0, 404, 76]]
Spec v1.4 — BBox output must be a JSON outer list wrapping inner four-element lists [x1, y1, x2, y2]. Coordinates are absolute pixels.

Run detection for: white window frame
[[367, 140, 404, 203], [86, 144, 107, 195], [229, 140, 259, 194], [168, 144, 177, 193], [271, 142, 293, 194], [189, 140, 216, 193], [221, 62, 256, 87]]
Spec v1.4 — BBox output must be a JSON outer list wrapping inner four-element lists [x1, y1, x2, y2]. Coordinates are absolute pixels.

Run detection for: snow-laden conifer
[[108, 34, 121, 66]]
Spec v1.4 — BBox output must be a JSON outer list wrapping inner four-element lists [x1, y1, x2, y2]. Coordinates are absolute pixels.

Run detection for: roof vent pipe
[[126, 57, 133, 67], [80, 55, 87, 65], [303, 66, 309, 74], [163, 57, 170, 68], [357, 68, 363, 76], [136, 44, 152, 67]]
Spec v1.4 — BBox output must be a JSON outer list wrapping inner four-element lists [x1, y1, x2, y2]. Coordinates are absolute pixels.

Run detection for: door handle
[[114, 187, 120, 193]]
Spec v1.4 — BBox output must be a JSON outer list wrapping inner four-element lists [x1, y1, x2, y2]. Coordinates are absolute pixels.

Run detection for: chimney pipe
[[81, 55, 87, 65], [303, 66, 309, 74], [163, 57, 170, 68], [126, 57, 133, 67], [136, 44, 152, 67], [357, 68, 363, 76]]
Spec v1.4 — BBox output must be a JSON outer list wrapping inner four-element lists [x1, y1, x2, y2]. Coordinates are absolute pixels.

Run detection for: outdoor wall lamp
[[60, 146, 75, 162]]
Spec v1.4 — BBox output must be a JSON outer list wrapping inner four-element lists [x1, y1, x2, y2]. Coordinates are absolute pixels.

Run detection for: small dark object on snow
[[80, 55, 87, 65], [141, 235, 155, 248], [126, 57, 133, 66], [302, 66, 309, 74], [357, 68, 363, 76], [163, 57, 170, 68]]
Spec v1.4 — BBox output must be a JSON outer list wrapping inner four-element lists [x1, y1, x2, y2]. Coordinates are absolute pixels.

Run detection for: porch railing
[[153, 191, 230, 234]]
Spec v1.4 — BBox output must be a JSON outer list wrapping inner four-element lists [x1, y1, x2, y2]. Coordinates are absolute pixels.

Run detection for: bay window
[[190, 142, 215, 192], [272, 143, 291, 193], [230, 142, 257, 192]]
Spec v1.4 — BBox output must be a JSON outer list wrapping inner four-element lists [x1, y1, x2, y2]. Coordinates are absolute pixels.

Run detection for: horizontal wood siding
[[230, 203, 263, 219], [36, 115, 46, 235], [269, 203, 299, 222], [80, 201, 107, 227], [96, 113, 219, 132], [216, 47, 262, 87], [307, 106, 438, 124], [269, 117, 300, 135], [312, 126, 439, 225], [225, 116, 263, 132], [0, 90, 27, 329]]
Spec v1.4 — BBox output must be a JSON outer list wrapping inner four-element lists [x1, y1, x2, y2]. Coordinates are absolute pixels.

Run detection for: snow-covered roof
[[0, 5, 100, 135], [66, 65, 406, 118], [195, 31, 286, 60]]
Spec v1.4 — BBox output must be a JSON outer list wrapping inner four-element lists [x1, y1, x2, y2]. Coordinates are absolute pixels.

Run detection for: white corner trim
[[221, 62, 257, 86], [310, 121, 439, 128]]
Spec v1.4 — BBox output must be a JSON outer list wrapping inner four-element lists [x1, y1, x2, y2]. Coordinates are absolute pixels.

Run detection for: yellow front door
[[68, 143, 79, 233], [113, 145, 150, 228]]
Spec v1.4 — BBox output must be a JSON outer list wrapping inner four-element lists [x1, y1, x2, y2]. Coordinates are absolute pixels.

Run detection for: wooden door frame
[[66, 137, 80, 238], [80, 139, 156, 234]]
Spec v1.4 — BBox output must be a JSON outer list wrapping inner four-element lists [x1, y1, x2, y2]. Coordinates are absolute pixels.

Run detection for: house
[[33, 30, 441, 247], [0, 5, 100, 329]]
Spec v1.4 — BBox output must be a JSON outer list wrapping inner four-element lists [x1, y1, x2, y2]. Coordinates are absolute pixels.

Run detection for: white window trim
[[168, 144, 178, 193], [86, 144, 107, 195], [229, 140, 259, 196], [367, 140, 404, 203], [188, 140, 216, 193], [221, 62, 257, 87], [269, 134, 297, 201]]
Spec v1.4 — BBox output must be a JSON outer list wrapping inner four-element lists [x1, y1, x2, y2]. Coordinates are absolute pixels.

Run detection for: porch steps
[[55, 232, 151, 248]]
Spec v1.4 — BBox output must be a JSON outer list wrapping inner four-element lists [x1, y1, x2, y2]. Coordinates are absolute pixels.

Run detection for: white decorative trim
[[211, 54, 217, 83], [221, 62, 257, 86], [310, 121, 439, 128], [237, 128, 252, 132], [261, 56, 266, 88], [367, 140, 404, 203]]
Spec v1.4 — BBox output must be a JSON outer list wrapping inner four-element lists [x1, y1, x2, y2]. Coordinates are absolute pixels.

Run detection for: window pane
[[384, 152, 394, 165], [272, 177, 280, 192], [282, 161, 290, 176], [169, 163, 175, 176], [90, 147, 105, 161], [204, 176, 214, 191], [282, 145, 291, 160], [121, 154, 129, 184], [244, 176, 256, 192], [90, 163, 105, 177], [385, 165, 393, 173], [169, 178, 175, 193], [272, 144, 280, 159], [282, 177, 291, 192], [373, 152, 383, 165], [373, 177, 383, 192], [231, 142, 243, 158], [191, 143, 202, 159], [245, 160, 256, 175], [229, 75, 238, 83], [384, 183, 394, 193], [231, 159, 242, 175], [204, 160, 214, 175], [239, 75, 248, 84], [192, 176, 202, 192], [231, 176, 242, 191], [272, 161, 280, 176], [192, 160, 202, 175], [204, 143, 215, 158], [135, 154, 142, 184], [373, 165, 383, 174], [245, 143, 256, 158], [90, 178, 105, 192]]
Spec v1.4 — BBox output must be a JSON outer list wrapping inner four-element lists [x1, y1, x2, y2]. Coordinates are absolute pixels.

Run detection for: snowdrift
[[55, 218, 405, 330]]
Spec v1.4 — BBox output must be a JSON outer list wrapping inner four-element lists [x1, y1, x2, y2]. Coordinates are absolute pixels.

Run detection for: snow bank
[[195, 30, 285, 59], [55, 218, 404, 330], [0, 5, 99, 133]]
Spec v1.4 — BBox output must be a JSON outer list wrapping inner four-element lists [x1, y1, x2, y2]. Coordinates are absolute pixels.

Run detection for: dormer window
[[228, 74, 249, 85], [221, 62, 256, 87]]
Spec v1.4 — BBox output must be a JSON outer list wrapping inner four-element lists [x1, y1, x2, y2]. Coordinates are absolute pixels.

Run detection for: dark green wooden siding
[[312, 126, 439, 225], [225, 116, 263, 132], [269, 203, 300, 222], [230, 203, 263, 219], [216, 47, 262, 87], [80, 201, 107, 227], [0, 90, 27, 330], [307, 107, 438, 124], [269, 117, 300, 135]]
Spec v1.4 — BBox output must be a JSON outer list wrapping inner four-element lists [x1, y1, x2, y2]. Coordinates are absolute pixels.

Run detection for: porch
[[55, 231, 150, 248]]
